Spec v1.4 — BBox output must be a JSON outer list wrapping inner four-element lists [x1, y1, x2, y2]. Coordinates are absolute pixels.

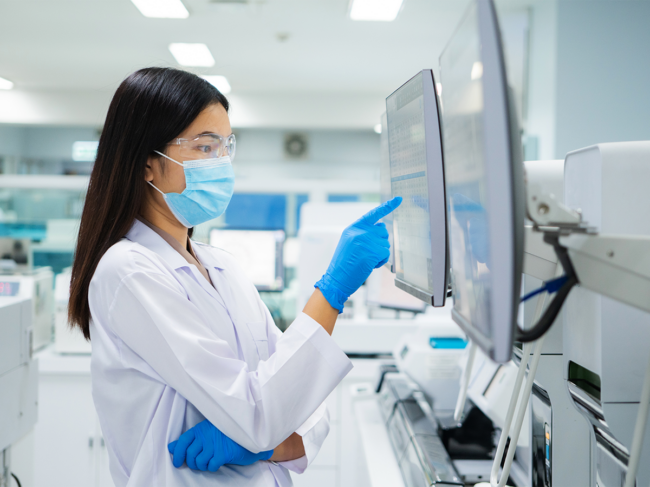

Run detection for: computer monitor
[[366, 265, 427, 313], [208, 229, 285, 291], [385, 69, 448, 307], [378, 112, 396, 273], [439, 0, 525, 363]]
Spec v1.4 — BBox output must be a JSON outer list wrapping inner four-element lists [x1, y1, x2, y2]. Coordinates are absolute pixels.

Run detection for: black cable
[[11, 472, 22, 487], [515, 234, 580, 343], [516, 274, 577, 343]]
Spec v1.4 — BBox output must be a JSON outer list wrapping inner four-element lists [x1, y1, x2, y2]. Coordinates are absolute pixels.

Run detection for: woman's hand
[[315, 197, 402, 313], [168, 420, 273, 472]]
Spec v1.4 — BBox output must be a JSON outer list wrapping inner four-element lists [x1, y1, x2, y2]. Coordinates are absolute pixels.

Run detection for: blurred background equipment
[[297, 201, 376, 313], [0, 238, 31, 267], [0, 267, 53, 351], [209, 229, 286, 291]]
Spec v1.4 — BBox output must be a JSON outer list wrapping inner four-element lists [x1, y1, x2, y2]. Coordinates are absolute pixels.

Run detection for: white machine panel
[[466, 348, 530, 447], [563, 141, 650, 485], [563, 142, 650, 399], [0, 267, 53, 351], [0, 298, 32, 375], [0, 298, 38, 452], [393, 321, 466, 412]]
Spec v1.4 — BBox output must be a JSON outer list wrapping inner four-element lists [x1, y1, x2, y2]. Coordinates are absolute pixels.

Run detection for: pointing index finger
[[360, 197, 402, 225]]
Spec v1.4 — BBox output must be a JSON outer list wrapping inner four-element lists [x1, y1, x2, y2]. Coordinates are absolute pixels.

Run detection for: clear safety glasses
[[167, 132, 236, 162]]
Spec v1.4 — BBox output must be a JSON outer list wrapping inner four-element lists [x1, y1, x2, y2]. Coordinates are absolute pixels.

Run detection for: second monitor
[[385, 69, 448, 307], [209, 228, 285, 292]]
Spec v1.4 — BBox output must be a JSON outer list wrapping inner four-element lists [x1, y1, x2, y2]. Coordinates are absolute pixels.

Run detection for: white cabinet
[[33, 349, 113, 487]]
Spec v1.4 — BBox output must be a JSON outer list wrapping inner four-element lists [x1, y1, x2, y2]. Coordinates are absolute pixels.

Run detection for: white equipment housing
[[560, 141, 650, 485], [0, 266, 53, 351], [0, 298, 39, 486], [393, 320, 467, 413]]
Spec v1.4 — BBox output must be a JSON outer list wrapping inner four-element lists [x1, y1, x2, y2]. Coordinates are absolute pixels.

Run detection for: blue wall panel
[[328, 194, 359, 203], [225, 193, 286, 229]]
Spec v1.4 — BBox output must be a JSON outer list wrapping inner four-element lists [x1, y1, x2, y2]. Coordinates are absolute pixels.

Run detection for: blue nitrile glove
[[168, 420, 273, 472], [315, 196, 402, 312]]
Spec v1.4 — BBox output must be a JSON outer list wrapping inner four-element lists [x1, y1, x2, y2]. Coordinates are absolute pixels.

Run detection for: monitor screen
[[378, 112, 396, 273], [386, 69, 448, 307], [439, 0, 524, 363], [208, 229, 285, 291]]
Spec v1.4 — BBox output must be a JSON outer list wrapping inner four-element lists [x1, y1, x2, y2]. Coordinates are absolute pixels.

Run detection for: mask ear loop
[[154, 150, 184, 167], [147, 180, 165, 195], [148, 150, 185, 194]]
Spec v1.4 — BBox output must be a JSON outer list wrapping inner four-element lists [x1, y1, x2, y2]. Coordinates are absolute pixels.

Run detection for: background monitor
[[209, 229, 285, 291], [385, 69, 448, 307], [439, 0, 525, 363], [366, 265, 427, 313]]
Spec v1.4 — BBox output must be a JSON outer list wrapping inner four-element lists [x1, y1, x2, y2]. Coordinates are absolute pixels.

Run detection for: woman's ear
[[144, 155, 156, 182]]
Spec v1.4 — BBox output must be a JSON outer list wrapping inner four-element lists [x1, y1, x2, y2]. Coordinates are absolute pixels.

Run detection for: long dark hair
[[69, 67, 229, 339]]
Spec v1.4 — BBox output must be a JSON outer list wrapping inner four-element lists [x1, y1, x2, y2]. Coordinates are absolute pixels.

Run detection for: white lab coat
[[88, 219, 353, 486]]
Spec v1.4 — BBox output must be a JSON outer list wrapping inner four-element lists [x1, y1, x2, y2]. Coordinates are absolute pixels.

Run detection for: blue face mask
[[149, 151, 235, 228]]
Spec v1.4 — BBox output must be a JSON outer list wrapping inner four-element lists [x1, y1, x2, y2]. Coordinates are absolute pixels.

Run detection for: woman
[[69, 67, 400, 486]]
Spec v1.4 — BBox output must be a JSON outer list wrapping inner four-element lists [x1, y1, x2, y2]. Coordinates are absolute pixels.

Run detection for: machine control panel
[[0, 281, 20, 297]]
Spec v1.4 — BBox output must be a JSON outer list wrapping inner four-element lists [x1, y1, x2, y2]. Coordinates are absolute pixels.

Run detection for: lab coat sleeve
[[257, 290, 332, 473], [277, 402, 330, 474], [90, 255, 353, 454]]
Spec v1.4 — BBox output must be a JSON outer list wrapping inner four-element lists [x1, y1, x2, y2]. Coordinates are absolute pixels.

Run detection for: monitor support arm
[[527, 180, 650, 315], [559, 234, 650, 314]]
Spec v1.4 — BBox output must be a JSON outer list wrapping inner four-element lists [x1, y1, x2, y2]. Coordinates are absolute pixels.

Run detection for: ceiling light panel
[[349, 0, 404, 21], [201, 76, 232, 94], [0, 77, 14, 90], [169, 43, 215, 67], [131, 0, 189, 18]]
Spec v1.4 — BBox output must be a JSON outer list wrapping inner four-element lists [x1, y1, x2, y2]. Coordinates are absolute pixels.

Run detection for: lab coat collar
[[125, 219, 232, 274], [125, 219, 192, 271], [191, 242, 228, 271]]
